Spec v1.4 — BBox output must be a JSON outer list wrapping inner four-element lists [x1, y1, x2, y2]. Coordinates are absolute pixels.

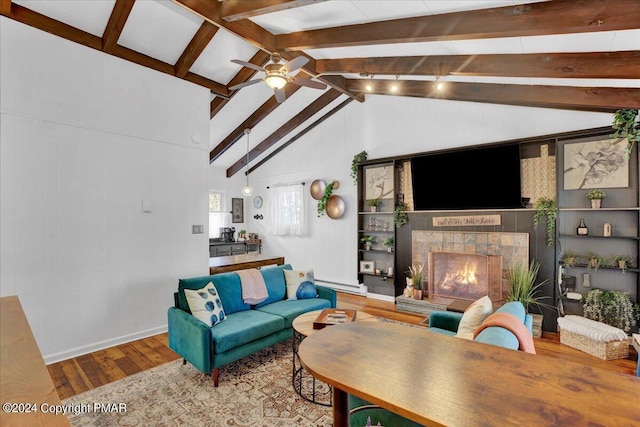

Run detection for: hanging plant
[[317, 181, 335, 217], [351, 151, 368, 185], [610, 109, 639, 159], [533, 197, 557, 246], [393, 202, 408, 227]]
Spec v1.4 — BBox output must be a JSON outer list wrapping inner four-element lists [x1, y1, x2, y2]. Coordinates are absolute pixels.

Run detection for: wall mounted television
[[411, 144, 522, 210]]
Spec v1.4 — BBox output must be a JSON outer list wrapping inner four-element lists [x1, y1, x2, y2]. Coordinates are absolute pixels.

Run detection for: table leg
[[332, 387, 349, 427]]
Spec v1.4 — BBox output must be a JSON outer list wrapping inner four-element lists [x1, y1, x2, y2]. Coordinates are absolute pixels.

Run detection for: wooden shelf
[[559, 233, 640, 241], [559, 262, 639, 273]]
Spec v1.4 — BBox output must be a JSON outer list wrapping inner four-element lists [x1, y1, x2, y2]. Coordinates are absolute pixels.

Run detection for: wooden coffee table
[[292, 309, 376, 406]]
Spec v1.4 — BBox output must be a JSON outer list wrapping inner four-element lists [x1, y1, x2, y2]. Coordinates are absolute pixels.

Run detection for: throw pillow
[[184, 281, 226, 327], [455, 295, 493, 340], [284, 269, 318, 300]]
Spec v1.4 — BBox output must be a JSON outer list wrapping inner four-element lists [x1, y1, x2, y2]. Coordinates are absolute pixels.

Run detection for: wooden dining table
[[298, 321, 640, 427]]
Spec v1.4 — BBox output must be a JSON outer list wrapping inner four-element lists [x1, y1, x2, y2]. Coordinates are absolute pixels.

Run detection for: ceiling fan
[[229, 53, 327, 103]]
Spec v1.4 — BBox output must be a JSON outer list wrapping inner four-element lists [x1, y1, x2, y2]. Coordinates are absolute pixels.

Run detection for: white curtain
[[267, 183, 306, 236]]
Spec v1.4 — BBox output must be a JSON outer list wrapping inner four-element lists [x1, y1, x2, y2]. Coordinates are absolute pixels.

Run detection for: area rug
[[63, 340, 332, 426]]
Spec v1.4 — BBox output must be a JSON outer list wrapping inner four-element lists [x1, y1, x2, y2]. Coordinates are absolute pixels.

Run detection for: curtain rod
[[267, 182, 305, 189]]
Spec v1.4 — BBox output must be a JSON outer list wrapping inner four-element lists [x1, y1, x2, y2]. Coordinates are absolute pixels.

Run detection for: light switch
[[582, 273, 590, 287], [192, 225, 204, 234], [142, 199, 153, 213]]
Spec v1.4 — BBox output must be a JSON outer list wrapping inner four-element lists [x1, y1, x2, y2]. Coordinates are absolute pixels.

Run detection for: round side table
[[292, 309, 377, 406]]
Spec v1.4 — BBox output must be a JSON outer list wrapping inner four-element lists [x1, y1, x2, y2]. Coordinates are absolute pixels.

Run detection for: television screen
[[411, 144, 522, 210]]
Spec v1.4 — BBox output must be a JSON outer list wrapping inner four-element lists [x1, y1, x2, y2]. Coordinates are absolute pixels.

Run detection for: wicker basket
[[559, 327, 629, 360]]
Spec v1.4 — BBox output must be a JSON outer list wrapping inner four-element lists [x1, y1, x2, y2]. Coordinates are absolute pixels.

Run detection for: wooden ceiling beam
[[173, 0, 361, 102], [210, 84, 301, 163], [1, 0, 12, 16], [220, 0, 328, 22], [345, 79, 640, 113], [317, 51, 640, 80], [175, 22, 219, 78], [226, 89, 342, 176], [173, 0, 276, 51], [248, 97, 354, 175], [276, 0, 640, 50], [102, 0, 135, 51], [5, 3, 102, 50], [211, 50, 272, 119]]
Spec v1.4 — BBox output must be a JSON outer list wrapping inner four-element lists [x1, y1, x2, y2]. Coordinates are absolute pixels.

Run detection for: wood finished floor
[[48, 292, 638, 400]]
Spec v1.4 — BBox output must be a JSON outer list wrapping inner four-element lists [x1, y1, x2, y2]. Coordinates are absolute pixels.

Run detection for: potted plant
[[533, 197, 557, 246], [582, 289, 637, 333], [586, 252, 606, 271], [586, 189, 606, 209], [407, 264, 424, 300], [561, 251, 578, 268], [383, 236, 394, 252], [612, 255, 635, 272], [367, 198, 381, 212], [361, 235, 376, 250], [610, 109, 639, 160], [238, 229, 247, 240], [393, 202, 408, 227], [505, 259, 554, 337]]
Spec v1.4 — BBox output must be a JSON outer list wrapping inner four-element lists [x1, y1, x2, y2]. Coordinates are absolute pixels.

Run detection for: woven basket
[[559, 327, 629, 360]]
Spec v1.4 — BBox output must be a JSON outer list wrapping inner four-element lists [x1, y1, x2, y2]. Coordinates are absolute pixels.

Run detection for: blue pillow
[[296, 281, 318, 300]]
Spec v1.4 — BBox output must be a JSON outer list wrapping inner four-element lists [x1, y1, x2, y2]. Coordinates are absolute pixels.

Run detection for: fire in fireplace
[[428, 252, 503, 302]]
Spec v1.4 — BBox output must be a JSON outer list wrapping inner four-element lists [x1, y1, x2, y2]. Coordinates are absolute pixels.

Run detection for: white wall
[[0, 18, 210, 363], [230, 94, 613, 291]]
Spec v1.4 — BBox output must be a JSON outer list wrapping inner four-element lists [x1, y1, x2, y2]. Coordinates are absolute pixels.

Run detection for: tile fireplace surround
[[412, 231, 529, 301]]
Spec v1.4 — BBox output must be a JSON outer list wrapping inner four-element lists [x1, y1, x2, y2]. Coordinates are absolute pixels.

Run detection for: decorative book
[[313, 308, 357, 329]]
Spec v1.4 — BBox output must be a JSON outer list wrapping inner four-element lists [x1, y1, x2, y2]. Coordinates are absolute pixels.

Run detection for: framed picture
[[563, 138, 629, 190], [231, 198, 244, 223], [359, 260, 375, 274], [365, 165, 394, 200]]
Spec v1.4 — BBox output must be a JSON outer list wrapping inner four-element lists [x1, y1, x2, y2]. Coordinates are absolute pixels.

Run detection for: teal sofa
[[349, 301, 533, 427], [167, 264, 336, 386]]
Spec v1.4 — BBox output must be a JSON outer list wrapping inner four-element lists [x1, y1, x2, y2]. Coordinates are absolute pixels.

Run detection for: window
[[209, 191, 228, 238], [267, 184, 305, 236]]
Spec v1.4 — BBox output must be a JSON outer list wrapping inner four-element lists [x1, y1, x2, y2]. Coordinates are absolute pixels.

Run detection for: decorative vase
[[365, 244, 371, 251], [591, 199, 601, 209], [370, 206, 377, 212], [412, 288, 423, 300]]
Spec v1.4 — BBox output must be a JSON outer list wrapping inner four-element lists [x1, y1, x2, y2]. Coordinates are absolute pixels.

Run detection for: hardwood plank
[[90, 351, 127, 384], [60, 359, 93, 397]]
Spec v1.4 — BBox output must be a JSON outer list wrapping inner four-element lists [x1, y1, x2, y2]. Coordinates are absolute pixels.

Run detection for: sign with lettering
[[432, 215, 501, 227]]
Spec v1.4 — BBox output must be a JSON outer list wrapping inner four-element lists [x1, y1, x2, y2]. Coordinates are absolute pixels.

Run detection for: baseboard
[[315, 279, 367, 296], [43, 325, 168, 365], [366, 292, 395, 302]]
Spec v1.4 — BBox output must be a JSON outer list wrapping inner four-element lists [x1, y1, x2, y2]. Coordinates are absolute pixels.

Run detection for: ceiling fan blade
[[231, 59, 264, 72], [282, 56, 309, 74], [289, 76, 327, 90], [274, 87, 287, 103], [229, 79, 263, 91]]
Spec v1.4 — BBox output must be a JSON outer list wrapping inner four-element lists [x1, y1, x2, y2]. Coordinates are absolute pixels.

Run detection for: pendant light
[[241, 128, 253, 197]]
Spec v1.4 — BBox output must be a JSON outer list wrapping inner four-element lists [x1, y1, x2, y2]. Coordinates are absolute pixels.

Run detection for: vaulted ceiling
[[2, 0, 639, 177]]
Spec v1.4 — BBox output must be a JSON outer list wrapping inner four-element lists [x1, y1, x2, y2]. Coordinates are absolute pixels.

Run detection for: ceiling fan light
[[242, 185, 253, 196], [265, 74, 286, 89]]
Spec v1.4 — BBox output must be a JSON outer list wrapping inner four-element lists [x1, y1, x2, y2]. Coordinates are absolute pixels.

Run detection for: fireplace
[[428, 252, 503, 303]]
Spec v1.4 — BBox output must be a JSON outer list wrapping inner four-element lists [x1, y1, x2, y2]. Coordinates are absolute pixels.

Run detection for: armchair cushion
[[456, 296, 493, 339]]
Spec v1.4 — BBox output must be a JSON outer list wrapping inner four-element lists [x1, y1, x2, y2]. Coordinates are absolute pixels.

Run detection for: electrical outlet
[[582, 273, 590, 287], [192, 225, 204, 234]]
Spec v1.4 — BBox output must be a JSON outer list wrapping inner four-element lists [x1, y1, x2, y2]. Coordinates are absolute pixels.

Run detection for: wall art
[[563, 138, 629, 190], [365, 165, 394, 200]]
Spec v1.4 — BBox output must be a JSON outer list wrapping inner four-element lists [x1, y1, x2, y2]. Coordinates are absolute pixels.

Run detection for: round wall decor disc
[[310, 179, 326, 200], [326, 195, 346, 219]]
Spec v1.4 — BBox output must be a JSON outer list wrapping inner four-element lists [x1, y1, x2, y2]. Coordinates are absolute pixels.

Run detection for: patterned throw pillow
[[284, 269, 318, 300], [455, 295, 493, 340], [184, 281, 226, 327]]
